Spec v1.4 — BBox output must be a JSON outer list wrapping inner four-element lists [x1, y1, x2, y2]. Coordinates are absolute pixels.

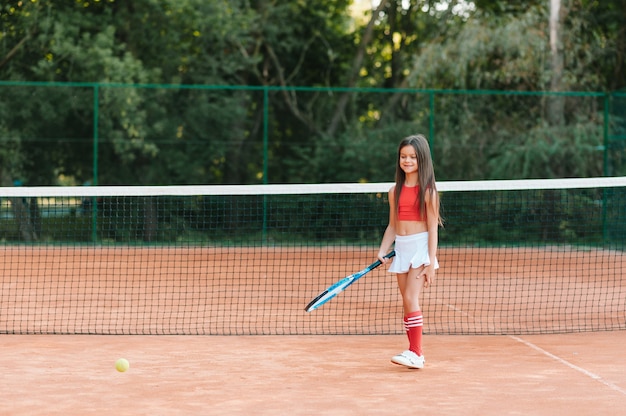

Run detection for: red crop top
[[397, 185, 425, 221]]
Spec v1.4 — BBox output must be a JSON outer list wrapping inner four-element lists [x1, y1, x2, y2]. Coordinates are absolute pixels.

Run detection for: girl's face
[[399, 145, 418, 175]]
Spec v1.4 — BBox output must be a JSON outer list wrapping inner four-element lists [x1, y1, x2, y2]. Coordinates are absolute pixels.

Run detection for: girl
[[377, 134, 441, 369]]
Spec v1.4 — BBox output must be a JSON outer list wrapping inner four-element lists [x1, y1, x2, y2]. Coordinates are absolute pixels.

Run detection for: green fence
[[0, 81, 625, 187]]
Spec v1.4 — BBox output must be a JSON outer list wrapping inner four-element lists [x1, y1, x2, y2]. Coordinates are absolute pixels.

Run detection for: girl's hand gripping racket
[[304, 251, 395, 312]]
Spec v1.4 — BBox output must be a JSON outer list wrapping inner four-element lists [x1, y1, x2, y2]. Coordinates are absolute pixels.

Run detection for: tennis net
[[1, 178, 625, 335]]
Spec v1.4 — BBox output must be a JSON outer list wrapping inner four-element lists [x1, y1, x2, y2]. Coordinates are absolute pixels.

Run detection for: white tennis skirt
[[388, 232, 439, 274]]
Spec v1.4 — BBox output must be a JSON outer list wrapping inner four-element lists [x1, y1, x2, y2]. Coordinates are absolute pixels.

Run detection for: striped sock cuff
[[405, 313, 423, 328]]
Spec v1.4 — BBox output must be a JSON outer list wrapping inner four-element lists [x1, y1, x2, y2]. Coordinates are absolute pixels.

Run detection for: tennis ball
[[115, 358, 130, 372]]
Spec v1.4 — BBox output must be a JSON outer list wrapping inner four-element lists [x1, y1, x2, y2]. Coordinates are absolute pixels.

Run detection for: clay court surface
[[1, 245, 625, 414], [2, 246, 625, 335], [1, 332, 625, 415]]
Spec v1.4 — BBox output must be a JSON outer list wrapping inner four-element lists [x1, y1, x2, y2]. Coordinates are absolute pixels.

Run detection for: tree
[[1, 0, 625, 190], [397, 2, 613, 180]]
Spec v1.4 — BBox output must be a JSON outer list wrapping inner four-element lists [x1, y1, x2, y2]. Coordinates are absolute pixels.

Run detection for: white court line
[[434, 296, 626, 396], [510, 335, 626, 396]]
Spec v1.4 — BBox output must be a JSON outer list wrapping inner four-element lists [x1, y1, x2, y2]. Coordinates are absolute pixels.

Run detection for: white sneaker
[[391, 350, 425, 369]]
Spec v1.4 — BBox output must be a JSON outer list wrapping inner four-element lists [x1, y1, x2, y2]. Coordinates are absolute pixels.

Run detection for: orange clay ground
[[1, 332, 625, 416], [1, 246, 625, 414]]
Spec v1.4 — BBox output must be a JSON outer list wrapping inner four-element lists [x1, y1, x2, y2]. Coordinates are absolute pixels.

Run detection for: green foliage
[[1, 0, 625, 189], [1, 188, 620, 247], [408, 2, 626, 92], [408, 7, 548, 90], [439, 187, 613, 246], [487, 117, 604, 179], [472, 0, 542, 16], [428, 92, 606, 180]]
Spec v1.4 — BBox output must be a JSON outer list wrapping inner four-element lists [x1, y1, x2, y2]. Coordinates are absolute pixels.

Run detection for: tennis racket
[[304, 251, 395, 312]]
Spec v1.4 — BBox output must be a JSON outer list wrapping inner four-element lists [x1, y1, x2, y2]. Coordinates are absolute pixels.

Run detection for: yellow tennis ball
[[115, 358, 130, 372]]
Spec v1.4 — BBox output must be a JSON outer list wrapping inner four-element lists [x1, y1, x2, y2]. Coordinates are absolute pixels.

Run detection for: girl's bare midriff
[[394, 220, 428, 236]]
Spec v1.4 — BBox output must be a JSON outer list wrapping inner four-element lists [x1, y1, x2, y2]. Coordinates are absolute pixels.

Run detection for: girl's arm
[[377, 186, 397, 263], [421, 188, 440, 287]]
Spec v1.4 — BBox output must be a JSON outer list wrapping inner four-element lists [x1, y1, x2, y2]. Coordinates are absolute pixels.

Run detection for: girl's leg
[[396, 266, 426, 358], [397, 265, 425, 314], [396, 272, 411, 344]]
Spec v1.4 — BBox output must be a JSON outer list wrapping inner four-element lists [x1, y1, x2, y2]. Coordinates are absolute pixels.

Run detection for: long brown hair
[[394, 134, 439, 221]]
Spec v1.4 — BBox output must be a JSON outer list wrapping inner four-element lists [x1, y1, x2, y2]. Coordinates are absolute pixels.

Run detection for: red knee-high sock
[[405, 311, 423, 356]]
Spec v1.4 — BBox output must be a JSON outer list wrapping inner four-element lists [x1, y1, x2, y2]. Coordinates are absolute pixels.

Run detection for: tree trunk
[[0, 169, 37, 241], [547, 0, 566, 126], [142, 196, 158, 242], [11, 197, 37, 241], [326, 0, 390, 138]]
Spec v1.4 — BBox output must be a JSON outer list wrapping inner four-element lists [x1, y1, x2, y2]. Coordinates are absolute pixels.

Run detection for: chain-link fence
[[0, 81, 624, 187]]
